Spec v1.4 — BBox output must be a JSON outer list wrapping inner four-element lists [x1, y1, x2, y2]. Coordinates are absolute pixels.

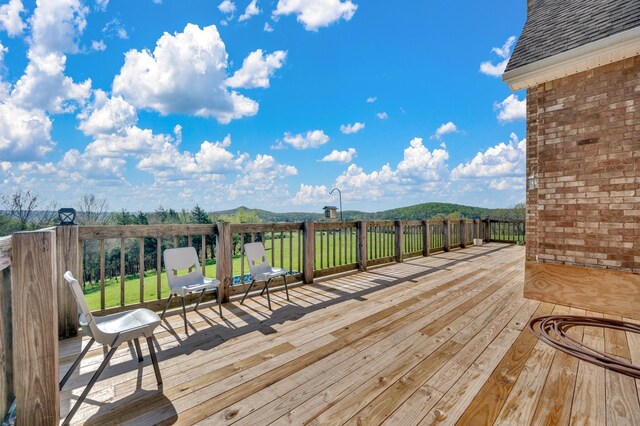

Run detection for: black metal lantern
[[58, 208, 77, 225]]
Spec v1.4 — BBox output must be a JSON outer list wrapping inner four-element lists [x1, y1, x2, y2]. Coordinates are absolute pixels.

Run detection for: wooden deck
[[59, 243, 640, 425]]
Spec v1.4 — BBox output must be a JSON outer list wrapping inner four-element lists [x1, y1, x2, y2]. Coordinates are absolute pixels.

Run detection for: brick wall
[[526, 56, 640, 273]]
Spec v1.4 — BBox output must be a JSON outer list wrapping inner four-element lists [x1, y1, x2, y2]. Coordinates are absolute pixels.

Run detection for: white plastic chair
[[162, 247, 222, 333], [60, 271, 162, 424], [241, 242, 289, 310]]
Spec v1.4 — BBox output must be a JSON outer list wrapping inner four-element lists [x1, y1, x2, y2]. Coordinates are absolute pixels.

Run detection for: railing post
[[56, 225, 79, 339], [472, 219, 478, 241], [12, 230, 59, 424], [357, 220, 367, 271], [302, 221, 315, 284], [422, 220, 429, 256], [395, 220, 403, 262], [459, 220, 466, 249], [216, 222, 231, 303], [443, 219, 450, 252], [485, 219, 491, 242]]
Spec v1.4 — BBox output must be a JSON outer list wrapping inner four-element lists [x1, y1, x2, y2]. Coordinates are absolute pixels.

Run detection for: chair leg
[[284, 274, 289, 301], [181, 296, 188, 334], [265, 278, 272, 310], [60, 338, 95, 389], [217, 288, 223, 318], [240, 280, 255, 305], [160, 293, 173, 320], [260, 283, 267, 296], [146, 337, 162, 386], [134, 338, 143, 362], [63, 344, 119, 425], [194, 288, 206, 311]]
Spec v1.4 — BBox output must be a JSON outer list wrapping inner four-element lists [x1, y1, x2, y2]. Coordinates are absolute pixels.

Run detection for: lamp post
[[329, 187, 343, 221]]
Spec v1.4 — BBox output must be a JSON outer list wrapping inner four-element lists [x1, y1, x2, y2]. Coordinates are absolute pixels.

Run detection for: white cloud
[[492, 36, 516, 59], [225, 49, 286, 89], [91, 40, 107, 51], [340, 121, 364, 134], [239, 0, 260, 21], [10, 51, 92, 113], [489, 177, 525, 191], [432, 121, 458, 140], [293, 183, 330, 204], [0, 0, 25, 37], [0, 102, 54, 161], [113, 23, 259, 123], [451, 132, 525, 180], [495, 94, 526, 123], [85, 126, 173, 158], [96, 0, 109, 11], [273, 0, 357, 31], [264, 22, 273, 32], [77, 90, 137, 136], [366, 96, 376, 103], [218, 0, 236, 14], [376, 112, 388, 120], [480, 36, 516, 77], [294, 137, 449, 204], [282, 129, 329, 149], [102, 18, 128, 39], [321, 148, 356, 163], [29, 0, 88, 55]]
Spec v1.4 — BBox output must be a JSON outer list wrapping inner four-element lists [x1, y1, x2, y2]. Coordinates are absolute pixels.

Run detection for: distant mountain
[[210, 202, 521, 223]]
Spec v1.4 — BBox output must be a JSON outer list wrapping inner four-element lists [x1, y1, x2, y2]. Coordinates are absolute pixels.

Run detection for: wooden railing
[[72, 219, 517, 318], [489, 219, 526, 244], [0, 217, 524, 422]]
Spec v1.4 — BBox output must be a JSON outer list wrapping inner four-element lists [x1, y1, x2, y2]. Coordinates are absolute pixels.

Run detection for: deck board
[[57, 243, 634, 425]]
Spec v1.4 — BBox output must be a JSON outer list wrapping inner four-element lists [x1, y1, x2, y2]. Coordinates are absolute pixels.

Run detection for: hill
[[211, 202, 522, 223]]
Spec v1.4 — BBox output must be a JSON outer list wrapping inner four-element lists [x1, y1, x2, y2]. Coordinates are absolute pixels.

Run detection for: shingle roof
[[505, 0, 640, 72]]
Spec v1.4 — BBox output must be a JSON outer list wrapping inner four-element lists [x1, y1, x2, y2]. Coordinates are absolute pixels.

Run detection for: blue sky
[[0, 0, 527, 212]]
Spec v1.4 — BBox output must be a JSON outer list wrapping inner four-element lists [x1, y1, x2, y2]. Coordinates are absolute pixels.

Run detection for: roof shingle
[[505, 0, 640, 72]]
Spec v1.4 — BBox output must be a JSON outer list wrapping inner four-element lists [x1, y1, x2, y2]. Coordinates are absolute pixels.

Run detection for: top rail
[[78, 224, 217, 240]]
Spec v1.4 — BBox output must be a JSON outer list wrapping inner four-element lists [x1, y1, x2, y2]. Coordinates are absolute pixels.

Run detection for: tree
[[1, 189, 57, 230], [76, 194, 109, 225], [190, 205, 211, 224]]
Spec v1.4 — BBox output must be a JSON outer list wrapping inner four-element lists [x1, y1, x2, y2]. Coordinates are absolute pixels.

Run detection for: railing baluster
[[100, 239, 105, 310], [280, 231, 284, 269], [139, 237, 145, 303], [319, 229, 323, 269], [271, 231, 275, 266], [201, 234, 206, 276], [241, 233, 245, 284], [120, 238, 125, 306], [333, 228, 337, 267], [157, 238, 162, 300], [289, 230, 293, 272], [298, 229, 301, 273]]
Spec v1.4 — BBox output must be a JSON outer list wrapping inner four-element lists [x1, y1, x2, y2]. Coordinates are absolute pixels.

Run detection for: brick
[[526, 56, 640, 272]]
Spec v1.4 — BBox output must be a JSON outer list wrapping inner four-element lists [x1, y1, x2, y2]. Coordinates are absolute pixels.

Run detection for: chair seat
[[254, 268, 288, 282], [94, 308, 161, 346], [172, 277, 220, 297]]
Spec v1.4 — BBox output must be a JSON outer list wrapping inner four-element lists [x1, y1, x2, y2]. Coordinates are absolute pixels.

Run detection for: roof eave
[[503, 26, 640, 91]]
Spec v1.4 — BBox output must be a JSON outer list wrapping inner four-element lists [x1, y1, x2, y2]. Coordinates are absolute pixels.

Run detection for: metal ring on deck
[[528, 315, 640, 379]]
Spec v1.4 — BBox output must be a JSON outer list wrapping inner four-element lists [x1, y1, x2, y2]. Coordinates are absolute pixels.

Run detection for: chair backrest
[[244, 242, 272, 277], [63, 271, 99, 338], [164, 247, 205, 291]]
